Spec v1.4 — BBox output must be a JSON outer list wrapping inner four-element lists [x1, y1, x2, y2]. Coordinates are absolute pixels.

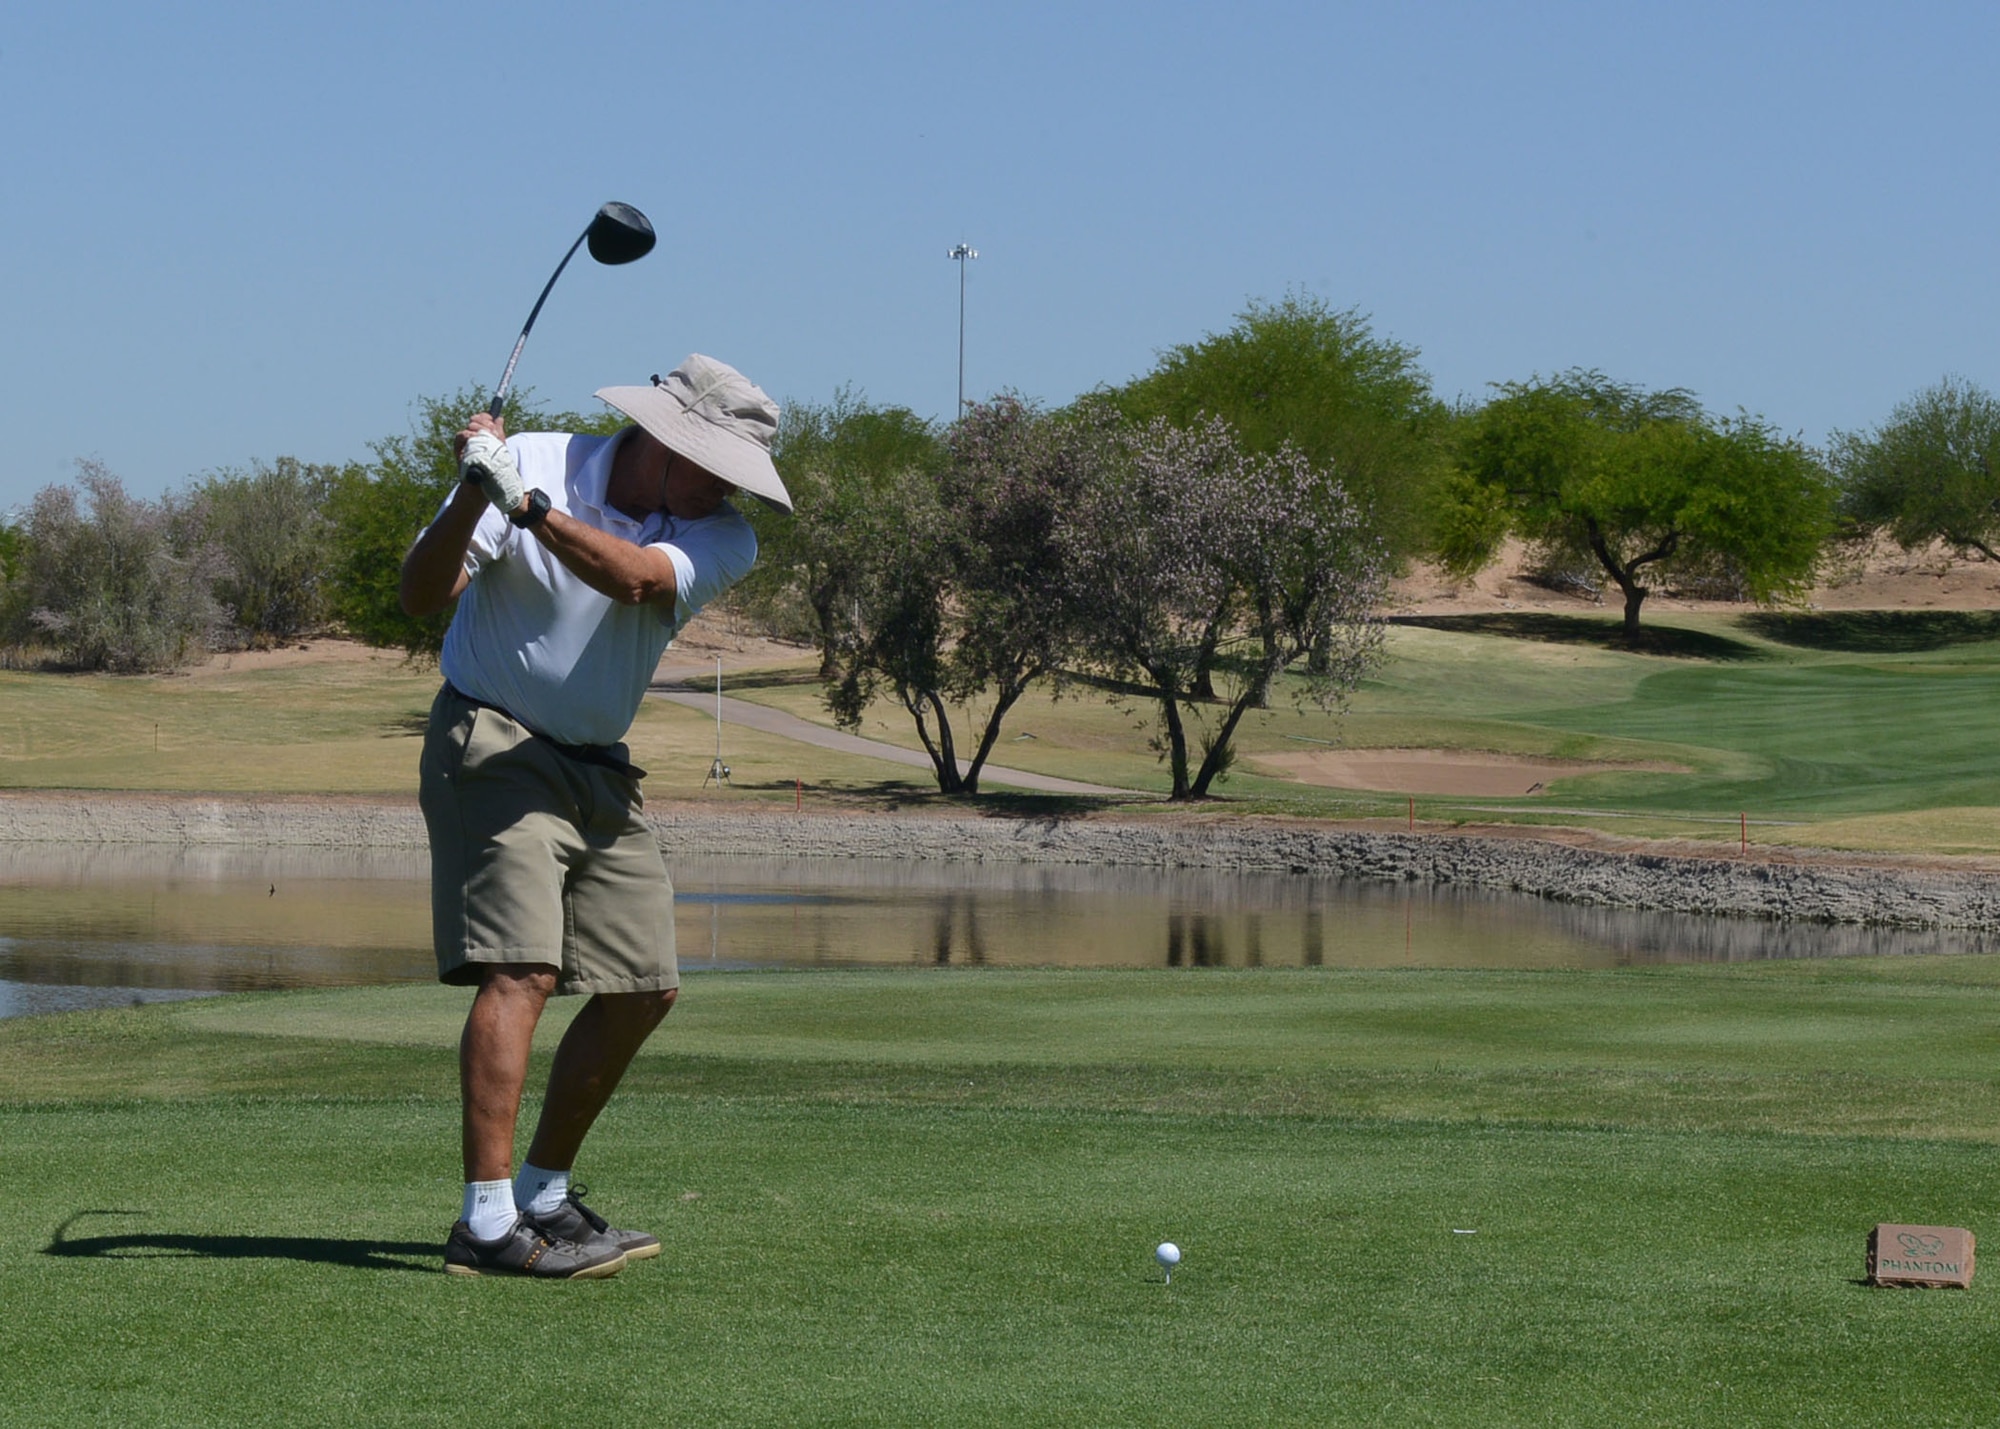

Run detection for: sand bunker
[[1252, 748, 1685, 797]]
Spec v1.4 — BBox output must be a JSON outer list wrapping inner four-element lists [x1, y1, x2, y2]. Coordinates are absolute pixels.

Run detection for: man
[[398, 355, 791, 1278]]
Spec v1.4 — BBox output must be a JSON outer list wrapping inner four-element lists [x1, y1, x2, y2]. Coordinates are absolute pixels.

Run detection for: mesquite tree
[[821, 465, 957, 784], [1440, 372, 1833, 639], [1113, 292, 1448, 562], [1061, 416, 1387, 800], [759, 393, 942, 678], [824, 398, 1103, 795]]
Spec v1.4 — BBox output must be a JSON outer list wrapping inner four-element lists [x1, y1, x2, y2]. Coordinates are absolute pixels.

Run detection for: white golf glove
[[460, 432, 525, 514]]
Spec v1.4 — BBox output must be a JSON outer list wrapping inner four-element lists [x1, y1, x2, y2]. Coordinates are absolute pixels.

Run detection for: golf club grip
[[488, 331, 533, 419], [486, 382, 512, 420]]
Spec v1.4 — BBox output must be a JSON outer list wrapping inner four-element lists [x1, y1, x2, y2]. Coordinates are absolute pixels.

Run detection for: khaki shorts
[[418, 686, 678, 995]]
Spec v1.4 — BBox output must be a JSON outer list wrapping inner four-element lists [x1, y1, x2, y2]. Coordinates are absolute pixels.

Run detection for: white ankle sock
[[515, 1162, 570, 1217], [463, 1179, 516, 1241]]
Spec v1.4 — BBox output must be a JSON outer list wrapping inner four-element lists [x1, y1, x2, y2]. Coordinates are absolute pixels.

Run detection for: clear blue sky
[[4, 1, 1996, 513]]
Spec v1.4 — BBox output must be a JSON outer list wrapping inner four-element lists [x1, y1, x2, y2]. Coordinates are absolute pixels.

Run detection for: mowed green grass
[[722, 610, 2000, 847], [8, 965, 2000, 1425]]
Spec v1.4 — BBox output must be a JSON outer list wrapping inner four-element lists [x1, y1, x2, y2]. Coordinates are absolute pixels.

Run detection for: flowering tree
[[1061, 416, 1387, 800]]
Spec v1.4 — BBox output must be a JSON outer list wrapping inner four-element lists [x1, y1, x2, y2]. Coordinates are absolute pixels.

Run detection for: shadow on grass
[[46, 1212, 437, 1273], [652, 667, 821, 693], [1061, 668, 1238, 704], [1389, 613, 1765, 661], [1739, 609, 2000, 653], [725, 777, 1148, 819], [945, 790, 1148, 819]]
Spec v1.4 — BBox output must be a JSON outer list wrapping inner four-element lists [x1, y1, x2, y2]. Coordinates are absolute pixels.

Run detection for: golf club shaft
[[487, 226, 591, 419]]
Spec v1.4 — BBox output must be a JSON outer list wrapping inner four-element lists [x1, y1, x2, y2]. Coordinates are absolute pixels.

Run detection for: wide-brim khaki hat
[[597, 355, 793, 514]]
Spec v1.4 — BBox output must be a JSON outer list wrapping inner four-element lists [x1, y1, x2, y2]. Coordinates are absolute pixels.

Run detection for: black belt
[[443, 682, 647, 781]]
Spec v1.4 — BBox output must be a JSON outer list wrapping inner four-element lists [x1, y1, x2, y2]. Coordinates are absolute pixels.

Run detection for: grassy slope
[[7, 967, 2000, 1425], [8, 607, 2000, 846], [723, 612, 2000, 848], [0, 662, 934, 799], [720, 618, 1693, 772]]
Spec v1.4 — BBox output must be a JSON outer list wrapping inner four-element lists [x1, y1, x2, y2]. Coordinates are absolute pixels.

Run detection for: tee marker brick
[[1867, 1224, 1974, 1289]]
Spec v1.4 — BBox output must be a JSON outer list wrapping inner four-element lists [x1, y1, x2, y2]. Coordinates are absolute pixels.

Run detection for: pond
[[1, 843, 1990, 1018]]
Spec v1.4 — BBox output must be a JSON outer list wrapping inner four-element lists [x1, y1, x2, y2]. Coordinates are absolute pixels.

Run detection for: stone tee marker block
[[1867, 1224, 1975, 1289]]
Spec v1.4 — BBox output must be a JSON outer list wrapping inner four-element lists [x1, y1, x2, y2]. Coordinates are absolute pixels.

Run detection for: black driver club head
[[587, 202, 656, 265], [486, 200, 659, 418]]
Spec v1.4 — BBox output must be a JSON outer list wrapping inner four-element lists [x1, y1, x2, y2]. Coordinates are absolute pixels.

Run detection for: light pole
[[948, 242, 977, 414]]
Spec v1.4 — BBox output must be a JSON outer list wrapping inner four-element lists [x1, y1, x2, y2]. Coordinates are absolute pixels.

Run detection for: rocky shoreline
[[4, 791, 1999, 932]]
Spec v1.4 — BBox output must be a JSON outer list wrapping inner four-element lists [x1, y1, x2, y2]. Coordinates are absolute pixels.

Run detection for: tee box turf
[[1867, 1224, 1975, 1289]]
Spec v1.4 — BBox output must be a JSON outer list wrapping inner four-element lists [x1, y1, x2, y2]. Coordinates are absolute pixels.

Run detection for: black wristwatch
[[509, 488, 552, 529]]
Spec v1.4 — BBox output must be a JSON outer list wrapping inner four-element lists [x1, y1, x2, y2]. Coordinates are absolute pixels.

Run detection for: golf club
[[486, 201, 656, 419]]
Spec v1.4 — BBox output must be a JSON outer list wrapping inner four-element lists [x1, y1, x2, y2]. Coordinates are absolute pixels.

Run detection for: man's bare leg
[[446, 965, 629, 1277], [460, 965, 559, 1182], [521, 988, 678, 1171]]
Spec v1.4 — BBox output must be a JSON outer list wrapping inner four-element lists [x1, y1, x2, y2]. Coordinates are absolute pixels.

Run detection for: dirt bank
[[5, 792, 1999, 933]]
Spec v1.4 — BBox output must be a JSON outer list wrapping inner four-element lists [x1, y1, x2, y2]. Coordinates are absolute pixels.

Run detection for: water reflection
[[668, 860, 1998, 973], [929, 895, 986, 966], [1, 844, 1993, 1018]]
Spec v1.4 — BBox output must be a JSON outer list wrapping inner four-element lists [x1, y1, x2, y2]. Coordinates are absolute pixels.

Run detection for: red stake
[[1741, 811, 1747, 856]]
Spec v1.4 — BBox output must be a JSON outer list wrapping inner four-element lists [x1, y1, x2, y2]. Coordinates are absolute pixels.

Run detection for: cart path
[[648, 689, 1129, 796]]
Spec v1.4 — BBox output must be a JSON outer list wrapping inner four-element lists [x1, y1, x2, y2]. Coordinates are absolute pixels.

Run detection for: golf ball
[[1155, 1241, 1182, 1268]]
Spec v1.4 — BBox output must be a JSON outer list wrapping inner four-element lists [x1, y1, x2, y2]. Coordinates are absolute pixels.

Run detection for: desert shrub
[[1833, 376, 2000, 560], [1521, 545, 1603, 599], [9, 462, 225, 671], [1661, 549, 1750, 601], [191, 457, 343, 646]]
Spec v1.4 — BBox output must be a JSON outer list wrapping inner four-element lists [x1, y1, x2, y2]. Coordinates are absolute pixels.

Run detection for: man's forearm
[[399, 485, 485, 617], [533, 510, 679, 608]]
